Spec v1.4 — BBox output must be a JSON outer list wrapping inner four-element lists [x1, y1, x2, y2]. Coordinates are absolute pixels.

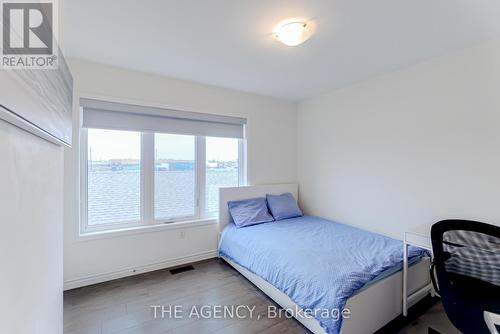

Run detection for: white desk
[[403, 226, 434, 316]]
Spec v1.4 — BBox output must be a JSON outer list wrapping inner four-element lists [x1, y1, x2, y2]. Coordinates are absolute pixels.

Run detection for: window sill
[[76, 218, 218, 242]]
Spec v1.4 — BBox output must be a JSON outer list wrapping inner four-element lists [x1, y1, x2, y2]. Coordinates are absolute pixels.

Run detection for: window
[[82, 131, 244, 233], [205, 137, 240, 213], [86, 129, 142, 227], [80, 99, 246, 234], [154, 133, 196, 220]]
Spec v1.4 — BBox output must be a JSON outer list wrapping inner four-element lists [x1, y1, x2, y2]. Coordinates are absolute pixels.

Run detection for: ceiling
[[62, 0, 500, 101]]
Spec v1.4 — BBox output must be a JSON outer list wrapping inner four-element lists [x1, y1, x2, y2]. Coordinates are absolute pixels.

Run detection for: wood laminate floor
[[64, 259, 459, 334]]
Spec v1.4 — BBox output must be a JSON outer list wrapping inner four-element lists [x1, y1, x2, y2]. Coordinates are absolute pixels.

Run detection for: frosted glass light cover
[[274, 21, 311, 46]]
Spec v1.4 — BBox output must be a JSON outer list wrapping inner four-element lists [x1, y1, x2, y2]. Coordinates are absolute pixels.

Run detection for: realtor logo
[[1, 0, 58, 68]]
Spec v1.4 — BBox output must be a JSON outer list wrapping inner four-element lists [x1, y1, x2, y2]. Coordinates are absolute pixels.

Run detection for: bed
[[218, 184, 432, 334]]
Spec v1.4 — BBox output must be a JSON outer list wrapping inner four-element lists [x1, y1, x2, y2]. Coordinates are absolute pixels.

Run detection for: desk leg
[[402, 241, 409, 316]]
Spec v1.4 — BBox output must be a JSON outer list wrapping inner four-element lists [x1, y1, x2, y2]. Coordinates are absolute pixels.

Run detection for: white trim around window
[[80, 128, 246, 236]]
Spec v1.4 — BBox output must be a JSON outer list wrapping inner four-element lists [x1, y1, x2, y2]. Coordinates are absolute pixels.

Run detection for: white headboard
[[218, 183, 299, 232]]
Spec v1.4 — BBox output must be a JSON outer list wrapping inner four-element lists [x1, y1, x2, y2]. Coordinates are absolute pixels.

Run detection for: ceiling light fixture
[[273, 20, 312, 46]]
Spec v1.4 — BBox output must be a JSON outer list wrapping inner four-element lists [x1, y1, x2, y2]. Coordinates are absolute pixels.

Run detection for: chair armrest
[[430, 260, 440, 294]]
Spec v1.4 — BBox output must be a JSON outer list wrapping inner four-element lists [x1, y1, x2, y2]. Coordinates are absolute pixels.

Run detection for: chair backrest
[[432, 220, 500, 287], [431, 220, 500, 334]]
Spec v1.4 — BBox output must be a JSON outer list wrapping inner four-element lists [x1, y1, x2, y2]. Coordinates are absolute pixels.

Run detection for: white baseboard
[[63, 249, 218, 291]]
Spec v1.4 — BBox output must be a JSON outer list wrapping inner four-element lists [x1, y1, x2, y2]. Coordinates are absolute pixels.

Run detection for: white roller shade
[[81, 99, 246, 138]]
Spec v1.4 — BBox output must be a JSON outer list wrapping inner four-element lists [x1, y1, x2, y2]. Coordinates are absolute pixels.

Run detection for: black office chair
[[430, 220, 500, 334]]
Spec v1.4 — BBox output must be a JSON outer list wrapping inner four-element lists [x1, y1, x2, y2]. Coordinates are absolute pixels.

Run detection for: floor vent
[[169, 265, 194, 275]]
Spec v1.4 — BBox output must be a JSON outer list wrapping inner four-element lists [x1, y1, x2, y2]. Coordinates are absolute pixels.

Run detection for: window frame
[[80, 128, 245, 235]]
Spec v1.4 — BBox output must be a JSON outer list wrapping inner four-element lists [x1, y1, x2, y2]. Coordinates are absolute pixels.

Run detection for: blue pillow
[[228, 197, 274, 228], [266, 193, 303, 221]]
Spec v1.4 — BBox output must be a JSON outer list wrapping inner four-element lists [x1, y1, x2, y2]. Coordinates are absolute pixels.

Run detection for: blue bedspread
[[218, 215, 426, 334]]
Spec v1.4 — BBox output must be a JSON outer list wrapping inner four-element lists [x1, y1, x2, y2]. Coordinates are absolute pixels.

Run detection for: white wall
[[64, 59, 298, 288], [298, 40, 500, 240], [0, 121, 64, 334]]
